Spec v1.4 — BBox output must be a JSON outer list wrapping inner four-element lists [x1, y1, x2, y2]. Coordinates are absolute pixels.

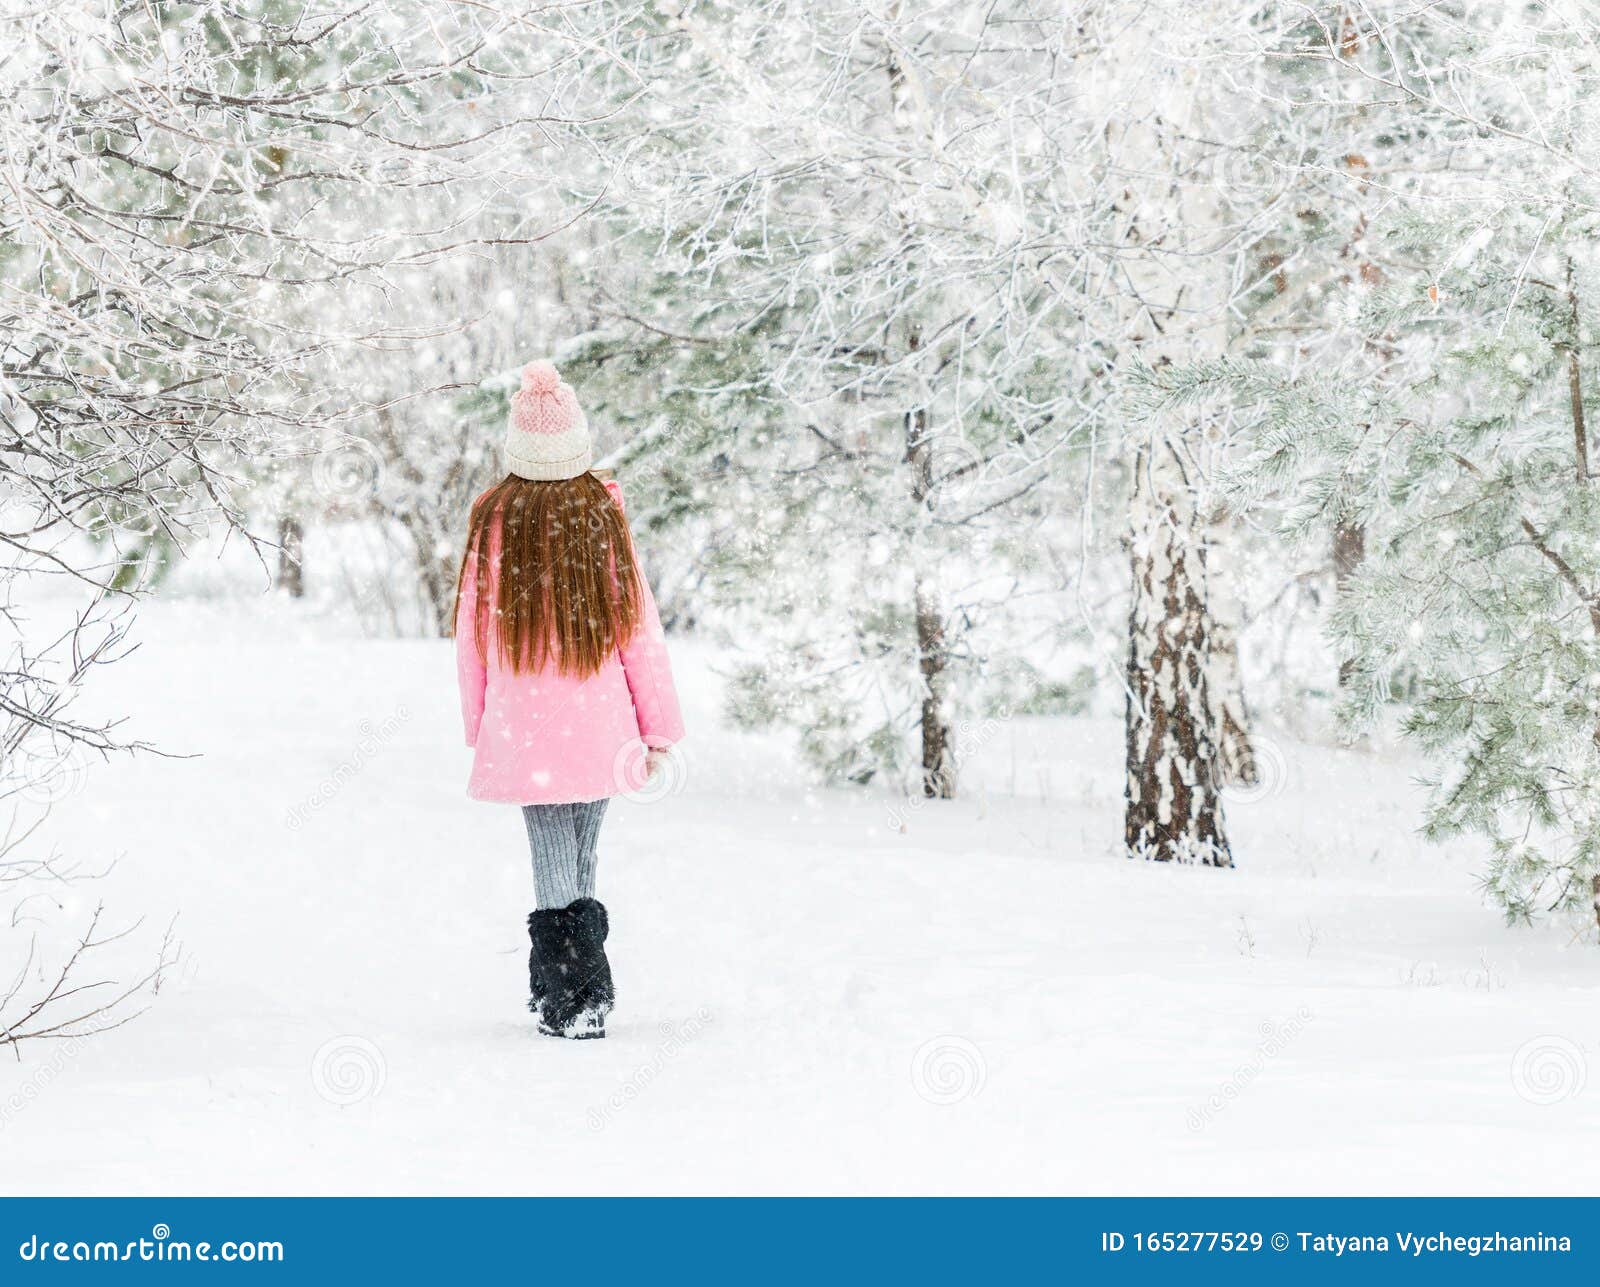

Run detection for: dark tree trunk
[[905, 390, 954, 800], [914, 579, 953, 798], [882, 49, 955, 800], [424, 553, 457, 638], [277, 513, 304, 598], [1567, 255, 1590, 485], [1333, 520, 1365, 687], [401, 520, 458, 638], [1569, 256, 1600, 936]]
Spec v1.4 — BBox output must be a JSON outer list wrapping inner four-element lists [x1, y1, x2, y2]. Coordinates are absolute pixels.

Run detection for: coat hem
[[469, 786, 627, 806]]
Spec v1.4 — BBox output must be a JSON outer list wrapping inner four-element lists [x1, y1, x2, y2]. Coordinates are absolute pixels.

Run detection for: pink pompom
[[521, 360, 561, 395]]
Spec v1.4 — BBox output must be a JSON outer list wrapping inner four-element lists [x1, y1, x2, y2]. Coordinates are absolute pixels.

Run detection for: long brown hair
[[453, 471, 644, 678]]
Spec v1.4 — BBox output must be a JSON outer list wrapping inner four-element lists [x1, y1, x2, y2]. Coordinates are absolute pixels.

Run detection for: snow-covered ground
[[4, 593, 1599, 1195]]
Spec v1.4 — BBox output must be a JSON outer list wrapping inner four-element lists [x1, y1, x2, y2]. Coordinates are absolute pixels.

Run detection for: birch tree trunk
[[1125, 432, 1233, 865], [1106, 10, 1236, 867], [1207, 514, 1257, 786]]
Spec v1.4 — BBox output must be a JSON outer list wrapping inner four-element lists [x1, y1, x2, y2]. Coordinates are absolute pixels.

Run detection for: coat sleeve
[[606, 480, 686, 749], [454, 541, 488, 748]]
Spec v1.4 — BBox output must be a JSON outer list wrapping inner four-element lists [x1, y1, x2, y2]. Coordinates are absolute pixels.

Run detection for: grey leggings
[[521, 799, 610, 910]]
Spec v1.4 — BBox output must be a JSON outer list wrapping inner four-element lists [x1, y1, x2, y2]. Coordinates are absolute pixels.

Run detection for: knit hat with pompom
[[504, 359, 592, 481]]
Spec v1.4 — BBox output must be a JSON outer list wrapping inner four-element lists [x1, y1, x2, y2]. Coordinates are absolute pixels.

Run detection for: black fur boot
[[572, 898, 615, 1022], [526, 898, 614, 1039], [525, 912, 549, 1024]]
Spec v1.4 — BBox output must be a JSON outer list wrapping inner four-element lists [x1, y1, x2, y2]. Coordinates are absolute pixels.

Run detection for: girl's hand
[[645, 748, 671, 780]]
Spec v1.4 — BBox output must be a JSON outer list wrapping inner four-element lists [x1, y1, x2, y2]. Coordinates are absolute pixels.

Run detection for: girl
[[453, 359, 684, 1040]]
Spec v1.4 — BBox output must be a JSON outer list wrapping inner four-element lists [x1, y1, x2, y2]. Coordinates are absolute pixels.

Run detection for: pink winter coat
[[455, 478, 685, 804]]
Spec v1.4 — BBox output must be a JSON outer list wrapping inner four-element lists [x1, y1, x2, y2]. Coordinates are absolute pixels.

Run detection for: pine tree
[[1178, 2, 1600, 930]]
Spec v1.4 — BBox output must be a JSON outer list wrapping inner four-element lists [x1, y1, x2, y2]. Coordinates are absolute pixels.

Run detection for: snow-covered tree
[[1090, 2, 1265, 867], [553, 0, 1096, 797], [1147, 2, 1600, 926]]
